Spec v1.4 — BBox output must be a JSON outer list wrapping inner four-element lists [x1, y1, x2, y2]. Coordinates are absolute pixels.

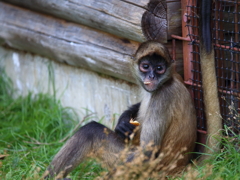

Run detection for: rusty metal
[[185, 80, 240, 97], [214, 43, 240, 52], [180, 0, 195, 83], [171, 0, 207, 153], [197, 129, 207, 134], [171, 35, 191, 42], [171, 0, 240, 152]]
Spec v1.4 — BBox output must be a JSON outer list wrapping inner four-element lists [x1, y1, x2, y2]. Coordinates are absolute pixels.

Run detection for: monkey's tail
[[199, 0, 222, 156], [201, 0, 212, 54]]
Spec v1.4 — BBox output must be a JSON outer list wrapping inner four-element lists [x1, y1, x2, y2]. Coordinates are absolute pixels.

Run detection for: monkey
[[43, 41, 197, 179]]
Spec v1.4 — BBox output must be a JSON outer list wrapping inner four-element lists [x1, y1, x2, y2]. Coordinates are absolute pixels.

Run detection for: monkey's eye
[[156, 65, 165, 74], [156, 65, 163, 71], [139, 63, 150, 72], [142, 64, 149, 69]]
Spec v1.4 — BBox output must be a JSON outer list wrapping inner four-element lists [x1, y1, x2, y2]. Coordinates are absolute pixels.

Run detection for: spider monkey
[[43, 41, 196, 179]]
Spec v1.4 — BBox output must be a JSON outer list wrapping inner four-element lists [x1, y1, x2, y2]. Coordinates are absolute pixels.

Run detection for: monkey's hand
[[115, 120, 136, 140], [115, 103, 140, 140]]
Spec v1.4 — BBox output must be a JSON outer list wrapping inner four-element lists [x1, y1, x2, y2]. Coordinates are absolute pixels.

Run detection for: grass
[[0, 70, 239, 180], [207, 131, 239, 179], [0, 70, 104, 179], [182, 129, 240, 180]]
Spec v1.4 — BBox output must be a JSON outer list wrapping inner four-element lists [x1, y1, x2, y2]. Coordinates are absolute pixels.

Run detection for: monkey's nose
[[149, 74, 155, 79]]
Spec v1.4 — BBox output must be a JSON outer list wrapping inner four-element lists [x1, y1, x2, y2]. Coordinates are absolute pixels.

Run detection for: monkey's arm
[[115, 102, 140, 140]]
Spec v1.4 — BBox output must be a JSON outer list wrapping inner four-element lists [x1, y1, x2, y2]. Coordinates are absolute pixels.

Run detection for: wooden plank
[[1, 0, 146, 42], [0, 2, 139, 83], [1, 0, 182, 42]]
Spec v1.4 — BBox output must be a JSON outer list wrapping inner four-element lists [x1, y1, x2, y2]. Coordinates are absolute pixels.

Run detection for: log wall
[[0, 2, 183, 83], [0, 0, 183, 122], [0, 0, 182, 42]]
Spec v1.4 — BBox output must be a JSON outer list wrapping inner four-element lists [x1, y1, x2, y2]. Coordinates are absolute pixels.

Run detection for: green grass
[[181, 127, 240, 180], [0, 71, 104, 179], [0, 70, 239, 180]]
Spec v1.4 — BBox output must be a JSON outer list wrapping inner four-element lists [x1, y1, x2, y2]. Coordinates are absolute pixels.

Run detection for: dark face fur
[[137, 53, 170, 92]]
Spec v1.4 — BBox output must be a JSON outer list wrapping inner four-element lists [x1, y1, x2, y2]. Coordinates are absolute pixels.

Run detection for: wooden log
[[141, 0, 181, 42], [1, 0, 182, 42], [0, 2, 183, 82], [167, 0, 182, 38], [0, 2, 139, 83]]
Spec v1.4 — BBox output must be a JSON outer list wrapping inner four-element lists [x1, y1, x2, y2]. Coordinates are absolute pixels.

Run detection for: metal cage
[[172, 0, 240, 152]]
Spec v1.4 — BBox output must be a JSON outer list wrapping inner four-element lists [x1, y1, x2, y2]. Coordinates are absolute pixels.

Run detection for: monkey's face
[[138, 54, 168, 92]]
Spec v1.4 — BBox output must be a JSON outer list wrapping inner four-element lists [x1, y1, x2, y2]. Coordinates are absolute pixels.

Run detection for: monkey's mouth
[[143, 81, 158, 92], [144, 81, 151, 85]]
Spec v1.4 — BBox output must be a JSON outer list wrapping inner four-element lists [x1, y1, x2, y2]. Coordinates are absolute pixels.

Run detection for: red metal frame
[[171, 0, 240, 152], [171, 0, 207, 153]]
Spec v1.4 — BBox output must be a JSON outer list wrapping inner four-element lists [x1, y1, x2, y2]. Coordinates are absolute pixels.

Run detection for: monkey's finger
[[121, 121, 136, 132], [127, 123, 136, 131]]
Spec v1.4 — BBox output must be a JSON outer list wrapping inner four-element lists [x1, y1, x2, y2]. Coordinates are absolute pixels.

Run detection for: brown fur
[[43, 41, 196, 179]]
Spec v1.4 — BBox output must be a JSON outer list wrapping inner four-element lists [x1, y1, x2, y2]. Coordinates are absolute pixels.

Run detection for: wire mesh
[[186, 0, 240, 135]]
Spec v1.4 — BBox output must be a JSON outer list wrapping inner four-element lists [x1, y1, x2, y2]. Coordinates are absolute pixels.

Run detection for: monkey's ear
[[134, 41, 172, 63]]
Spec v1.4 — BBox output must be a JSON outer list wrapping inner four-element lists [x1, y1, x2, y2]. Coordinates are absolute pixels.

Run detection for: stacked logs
[[0, 0, 182, 82]]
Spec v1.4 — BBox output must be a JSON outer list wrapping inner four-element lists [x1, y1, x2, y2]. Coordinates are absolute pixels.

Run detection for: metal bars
[[185, 0, 240, 135]]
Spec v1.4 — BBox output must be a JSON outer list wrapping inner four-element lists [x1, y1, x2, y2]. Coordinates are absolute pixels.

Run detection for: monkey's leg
[[44, 121, 125, 179]]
